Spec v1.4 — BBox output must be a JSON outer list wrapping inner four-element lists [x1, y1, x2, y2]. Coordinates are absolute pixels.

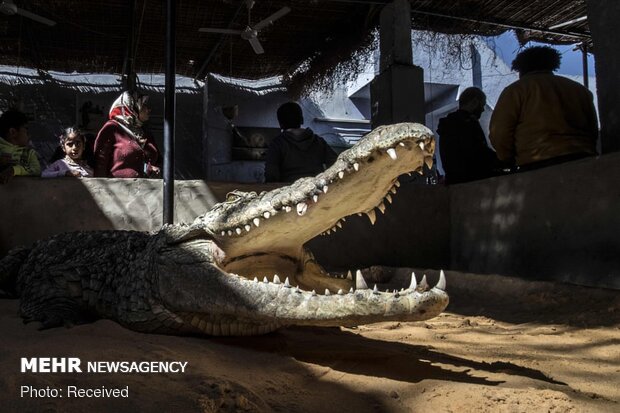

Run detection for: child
[[0, 109, 41, 184], [42, 127, 93, 178]]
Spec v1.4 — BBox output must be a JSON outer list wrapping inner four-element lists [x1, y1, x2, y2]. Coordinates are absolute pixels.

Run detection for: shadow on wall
[[450, 155, 620, 288], [0, 178, 222, 255]]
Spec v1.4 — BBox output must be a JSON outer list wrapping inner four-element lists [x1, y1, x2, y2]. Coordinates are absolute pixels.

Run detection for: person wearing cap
[[94, 91, 161, 178]]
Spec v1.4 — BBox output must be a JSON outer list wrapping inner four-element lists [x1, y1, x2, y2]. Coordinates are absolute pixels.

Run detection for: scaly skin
[[1, 122, 448, 336]]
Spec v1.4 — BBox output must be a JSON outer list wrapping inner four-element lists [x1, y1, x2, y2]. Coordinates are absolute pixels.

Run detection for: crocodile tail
[[0, 246, 31, 297]]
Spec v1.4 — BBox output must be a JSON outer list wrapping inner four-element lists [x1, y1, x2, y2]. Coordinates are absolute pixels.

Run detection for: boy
[[0, 109, 41, 184]]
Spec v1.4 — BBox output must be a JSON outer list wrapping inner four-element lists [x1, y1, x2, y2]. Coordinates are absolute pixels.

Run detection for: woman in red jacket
[[94, 91, 161, 178]]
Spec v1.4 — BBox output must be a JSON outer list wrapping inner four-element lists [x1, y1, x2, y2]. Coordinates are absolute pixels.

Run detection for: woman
[[94, 91, 161, 178]]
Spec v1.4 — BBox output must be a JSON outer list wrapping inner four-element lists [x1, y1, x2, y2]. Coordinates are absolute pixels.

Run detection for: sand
[[1, 269, 619, 413]]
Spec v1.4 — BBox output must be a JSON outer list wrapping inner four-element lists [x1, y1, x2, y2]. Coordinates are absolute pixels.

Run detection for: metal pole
[[122, 0, 136, 91], [581, 42, 589, 89], [163, 0, 176, 225]]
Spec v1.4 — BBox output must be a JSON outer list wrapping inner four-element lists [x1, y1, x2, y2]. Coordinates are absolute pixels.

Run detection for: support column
[[587, 0, 620, 153], [370, 0, 425, 128], [163, 0, 176, 224]]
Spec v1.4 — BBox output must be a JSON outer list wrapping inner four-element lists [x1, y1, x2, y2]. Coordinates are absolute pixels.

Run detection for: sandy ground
[[1, 269, 619, 413]]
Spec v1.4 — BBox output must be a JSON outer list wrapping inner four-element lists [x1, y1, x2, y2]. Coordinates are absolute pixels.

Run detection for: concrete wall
[[0, 178, 274, 255], [1, 154, 619, 289], [450, 153, 620, 288]]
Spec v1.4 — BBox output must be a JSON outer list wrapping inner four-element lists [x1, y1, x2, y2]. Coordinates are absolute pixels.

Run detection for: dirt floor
[[1, 269, 619, 413]]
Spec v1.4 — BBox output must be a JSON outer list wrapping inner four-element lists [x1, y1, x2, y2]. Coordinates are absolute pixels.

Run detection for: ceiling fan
[[199, 0, 290, 54], [0, 0, 56, 26]]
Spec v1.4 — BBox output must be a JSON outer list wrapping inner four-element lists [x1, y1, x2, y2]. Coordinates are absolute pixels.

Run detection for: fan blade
[[198, 28, 243, 35], [247, 37, 264, 54], [253, 6, 291, 31], [16, 8, 56, 26]]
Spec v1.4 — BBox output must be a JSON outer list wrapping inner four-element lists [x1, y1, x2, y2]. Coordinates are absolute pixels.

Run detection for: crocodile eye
[[225, 191, 243, 202]]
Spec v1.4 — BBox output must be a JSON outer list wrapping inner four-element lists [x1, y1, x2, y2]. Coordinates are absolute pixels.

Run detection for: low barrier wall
[[1, 153, 618, 289]]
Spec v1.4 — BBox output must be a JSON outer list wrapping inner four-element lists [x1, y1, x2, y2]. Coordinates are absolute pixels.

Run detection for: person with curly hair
[[490, 46, 598, 171]]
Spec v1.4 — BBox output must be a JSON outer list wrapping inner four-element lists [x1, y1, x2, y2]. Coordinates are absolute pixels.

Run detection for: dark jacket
[[264, 128, 337, 182], [437, 109, 498, 185]]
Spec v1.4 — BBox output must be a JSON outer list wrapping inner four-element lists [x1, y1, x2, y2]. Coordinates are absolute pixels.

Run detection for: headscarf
[[108, 91, 149, 146]]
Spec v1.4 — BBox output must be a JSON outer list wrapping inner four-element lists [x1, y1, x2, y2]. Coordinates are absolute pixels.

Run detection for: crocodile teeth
[[337, 289, 344, 295], [253, 277, 259, 283], [409, 272, 417, 290], [263, 211, 271, 219], [227, 230, 233, 236], [349, 287, 354, 294], [297, 202, 307, 216], [336, 221, 342, 228], [312, 290, 317, 296], [390, 186, 397, 194], [253, 218, 260, 227], [355, 270, 369, 290], [284, 206, 292, 213], [284, 277, 291, 288], [263, 276, 269, 283], [221, 231, 226, 236], [373, 284, 379, 294], [357, 212, 363, 217], [295, 286, 301, 294], [424, 156, 433, 169], [245, 225, 251, 232], [313, 195, 318, 203], [436, 270, 446, 291], [325, 289, 331, 296], [394, 180, 401, 187], [323, 185, 328, 193], [273, 274, 281, 284], [387, 148, 397, 160], [346, 270, 353, 280], [420, 275, 429, 290], [366, 209, 377, 225], [394, 290, 400, 297], [236, 228, 242, 235], [338, 171, 344, 179], [377, 202, 386, 214], [385, 194, 393, 204], [353, 162, 359, 171], [419, 142, 425, 151], [399, 142, 405, 147]]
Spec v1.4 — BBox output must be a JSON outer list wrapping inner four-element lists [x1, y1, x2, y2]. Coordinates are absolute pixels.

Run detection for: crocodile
[[0, 122, 449, 336]]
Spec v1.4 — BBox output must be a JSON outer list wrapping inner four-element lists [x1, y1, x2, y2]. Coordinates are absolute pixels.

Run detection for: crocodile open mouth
[[190, 123, 439, 296]]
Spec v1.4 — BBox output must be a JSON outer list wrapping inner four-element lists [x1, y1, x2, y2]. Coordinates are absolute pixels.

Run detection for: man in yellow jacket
[[490, 46, 598, 170], [0, 109, 41, 184]]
